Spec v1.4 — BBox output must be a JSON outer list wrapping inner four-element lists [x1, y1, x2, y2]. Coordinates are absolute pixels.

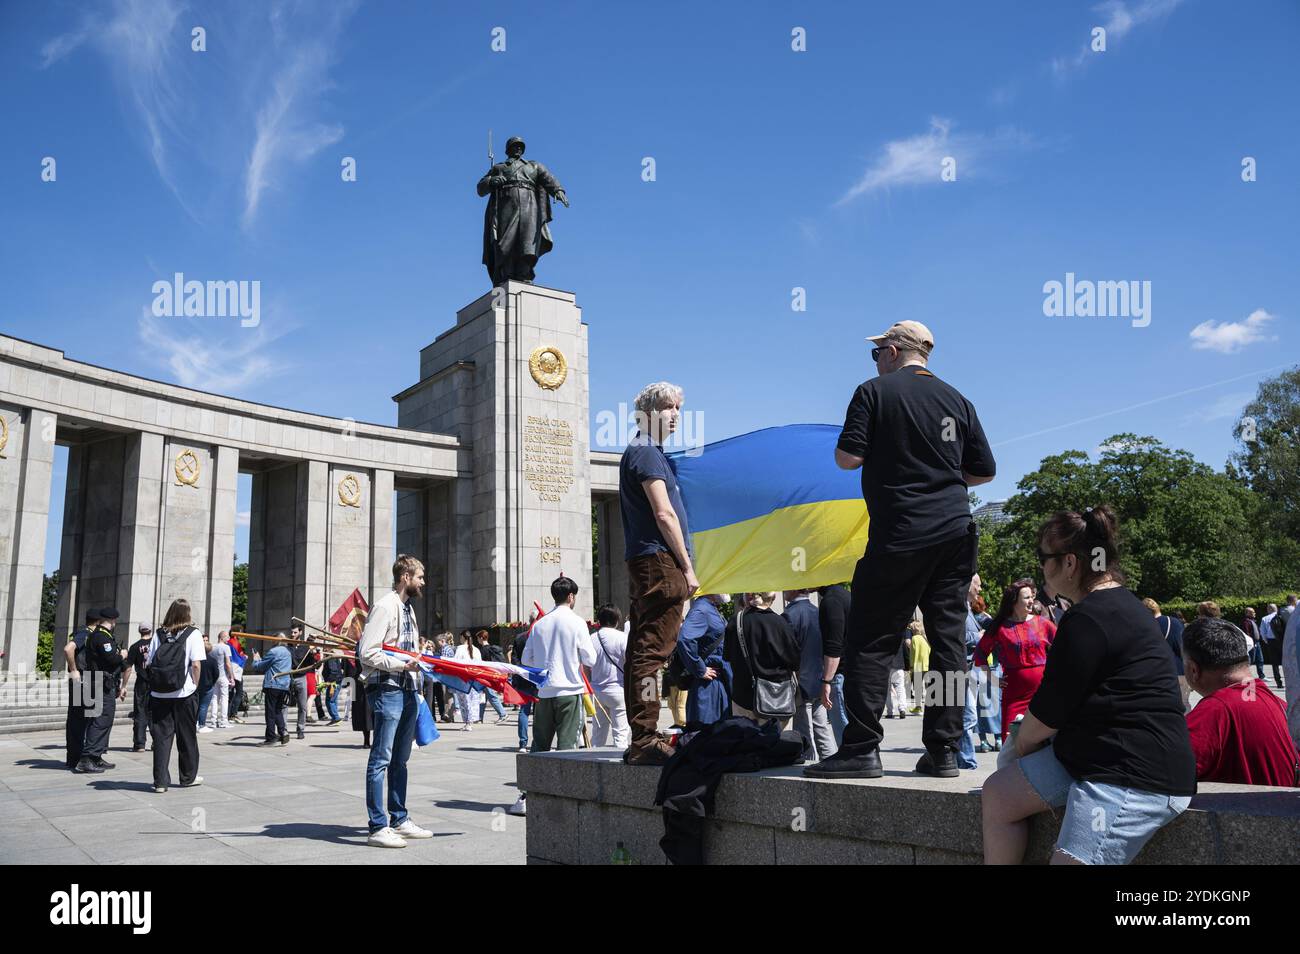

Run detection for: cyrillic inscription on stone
[[523, 415, 574, 502]]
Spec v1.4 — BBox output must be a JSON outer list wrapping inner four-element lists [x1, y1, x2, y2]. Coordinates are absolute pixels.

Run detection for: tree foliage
[[978, 434, 1285, 603], [232, 562, 248, 630], [1231, 367, 1300, 540]]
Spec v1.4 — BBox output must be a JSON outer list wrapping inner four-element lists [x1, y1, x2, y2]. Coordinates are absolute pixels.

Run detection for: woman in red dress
[[975, 578, 1057, 740]]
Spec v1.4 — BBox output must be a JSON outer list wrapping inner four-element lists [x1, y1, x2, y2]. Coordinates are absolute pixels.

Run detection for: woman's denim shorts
[[1018, 743, 1191, 865]]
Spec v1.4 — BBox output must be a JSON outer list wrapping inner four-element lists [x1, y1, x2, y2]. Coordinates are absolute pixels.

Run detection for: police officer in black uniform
[[76, 607, 125, 774], [64, 608, 99, 770]]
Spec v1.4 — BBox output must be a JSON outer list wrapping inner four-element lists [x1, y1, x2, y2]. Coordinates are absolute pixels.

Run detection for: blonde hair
[[1141, 597, 1160, 616], [908, 620, 925, 637], [1197, 600, 1221, 619], [392, 554, 424, 587], [750, 592, 778, 609]]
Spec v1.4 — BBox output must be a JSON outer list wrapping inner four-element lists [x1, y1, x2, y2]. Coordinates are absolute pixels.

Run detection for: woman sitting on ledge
[[981, 505, 1196, 865]]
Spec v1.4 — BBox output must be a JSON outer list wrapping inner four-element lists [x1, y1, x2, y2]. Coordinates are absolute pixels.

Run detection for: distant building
[[972, 500, 1011, 525]]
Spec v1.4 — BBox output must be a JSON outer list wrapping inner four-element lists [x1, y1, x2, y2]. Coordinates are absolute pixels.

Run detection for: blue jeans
[[480, 687, 506, 720], [958, 670, 978, 769], [1250, 642, 1266, 679], [517, 702, 531, 748], [829, 673, 847, 748], [365, 684, 418, 833], [976, 666, 1002, 738], [196, 683, 218, 726], [324, 683, 340, 721], [1019, 742, 1190, 864]]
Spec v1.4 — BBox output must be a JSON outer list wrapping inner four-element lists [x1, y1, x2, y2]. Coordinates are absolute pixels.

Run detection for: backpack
[[145, 626, 196, 693], [1271, 609, 1290, 641]]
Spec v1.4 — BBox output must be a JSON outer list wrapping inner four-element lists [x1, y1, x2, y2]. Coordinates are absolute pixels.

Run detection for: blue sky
[[2, 0, 1297, 572]]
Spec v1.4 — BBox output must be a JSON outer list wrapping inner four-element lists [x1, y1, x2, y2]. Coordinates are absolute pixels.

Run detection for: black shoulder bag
[[735, 609, 795, 720]]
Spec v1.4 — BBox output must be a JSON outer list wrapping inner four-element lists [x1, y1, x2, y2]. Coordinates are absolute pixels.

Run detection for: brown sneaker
[[622, 740, 674, 766]]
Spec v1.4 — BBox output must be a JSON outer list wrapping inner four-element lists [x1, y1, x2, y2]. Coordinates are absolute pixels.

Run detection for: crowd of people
[[611, 320, 1298, 866], [55, 317, 1299, 864]]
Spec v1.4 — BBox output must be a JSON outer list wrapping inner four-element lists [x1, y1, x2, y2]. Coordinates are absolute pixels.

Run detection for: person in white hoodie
[[523, 574, 597, 752]]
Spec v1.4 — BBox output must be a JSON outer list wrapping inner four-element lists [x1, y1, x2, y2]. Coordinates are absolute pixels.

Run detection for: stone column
[[0, 405, 57, 673], [206, 445, 238, 635], [114, 432, 163, 643], [293, 460, 328, 628], [246, 470, 268, 634], [53, 443, 87, 670], [595, 495, 630, 619], [369, 469, 394, 609]]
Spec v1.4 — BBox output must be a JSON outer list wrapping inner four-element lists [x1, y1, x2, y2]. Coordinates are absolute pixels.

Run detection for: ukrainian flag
[[669, 424, 870, 595]]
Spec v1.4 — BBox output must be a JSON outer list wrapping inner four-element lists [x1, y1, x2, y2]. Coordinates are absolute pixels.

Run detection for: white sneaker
[[216, 722, 230, 729], [181, 776, 203, 787], [198, 727, 214, 734], [518, 746, 528, 754], [393, 819, 433, 839], [367, 826, 407, 849], [507, 794, 527, 817]]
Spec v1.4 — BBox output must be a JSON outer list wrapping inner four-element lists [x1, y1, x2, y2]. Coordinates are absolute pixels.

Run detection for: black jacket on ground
[[654, 717, 804, 865]]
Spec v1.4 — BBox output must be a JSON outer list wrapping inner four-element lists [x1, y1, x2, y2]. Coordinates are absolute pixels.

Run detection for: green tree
[[41, 571, 59, 633], [983, 434, 1276, 603], [232, 562, 248, 630], [1231, 367, 1300, 540]]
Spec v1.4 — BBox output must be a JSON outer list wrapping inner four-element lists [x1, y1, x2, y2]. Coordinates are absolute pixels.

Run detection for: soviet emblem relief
[[338, 473, 362, 508], [529, 345, 567, 391], [174, 448, 201, 487]]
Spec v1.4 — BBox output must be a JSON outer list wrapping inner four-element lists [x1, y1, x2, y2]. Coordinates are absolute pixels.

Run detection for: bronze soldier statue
[[478, 136, 569, 286]]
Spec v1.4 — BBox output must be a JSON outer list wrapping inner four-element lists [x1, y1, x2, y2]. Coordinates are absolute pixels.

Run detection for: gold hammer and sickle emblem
[[338, 473, 362, 508], [174, 449, 201, 486], [528, 344, 568, 391]]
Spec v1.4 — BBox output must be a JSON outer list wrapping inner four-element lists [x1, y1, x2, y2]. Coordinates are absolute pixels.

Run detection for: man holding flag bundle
[[357, 554, 431, 849]]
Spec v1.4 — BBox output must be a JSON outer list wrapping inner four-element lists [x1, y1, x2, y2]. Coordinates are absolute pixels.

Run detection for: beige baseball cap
[[866, 320, 935, 356]]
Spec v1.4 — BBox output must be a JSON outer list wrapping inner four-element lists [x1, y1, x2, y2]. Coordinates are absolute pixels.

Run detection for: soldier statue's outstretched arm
[[534, 162, 569, 207]]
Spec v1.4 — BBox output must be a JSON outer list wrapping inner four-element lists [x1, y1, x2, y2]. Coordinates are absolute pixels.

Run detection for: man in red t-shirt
[[1183, 617, 1299, 787]]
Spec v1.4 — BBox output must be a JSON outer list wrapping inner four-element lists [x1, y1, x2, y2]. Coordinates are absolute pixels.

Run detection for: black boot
[[803, 747, 883, 779], [74, 757, 104, 775], [93, 756, 116, 770], [915, 748, 959, 778]]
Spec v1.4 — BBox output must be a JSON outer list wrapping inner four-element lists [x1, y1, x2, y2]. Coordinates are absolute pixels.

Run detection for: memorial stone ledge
[[518, 750, 1300, 866]]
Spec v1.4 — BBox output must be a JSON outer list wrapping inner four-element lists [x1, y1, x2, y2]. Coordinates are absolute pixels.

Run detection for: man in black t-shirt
[[807, 321, 995, 780], [63, 609, 99, 769], [122, 625, 154, 751]]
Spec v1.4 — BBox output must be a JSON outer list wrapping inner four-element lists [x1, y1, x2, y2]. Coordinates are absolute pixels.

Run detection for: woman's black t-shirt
[[1028, 586, 1197, 796]]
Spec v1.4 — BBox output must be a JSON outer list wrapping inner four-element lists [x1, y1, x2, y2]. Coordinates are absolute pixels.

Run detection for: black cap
[[98, 607, 120, 621], [84, 609, 99, 625]]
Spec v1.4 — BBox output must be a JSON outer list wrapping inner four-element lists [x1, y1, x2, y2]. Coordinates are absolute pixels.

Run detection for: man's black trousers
[[839, 523, 978, 757]]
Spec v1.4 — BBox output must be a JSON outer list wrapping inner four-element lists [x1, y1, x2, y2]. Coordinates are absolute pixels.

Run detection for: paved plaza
[[0, 704, 984, 865]]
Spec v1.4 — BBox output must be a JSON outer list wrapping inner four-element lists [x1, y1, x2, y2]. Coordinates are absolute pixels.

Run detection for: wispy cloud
[[137, 308, 288, 392], [40, 0, 357, 231], [243, 1, 358, 228], [1189, 309, 1277, 354], [836, 117, 1032, 206], [1051, 0, 1185, 77], [42, 0, 196, 216], [235, 511, 251, 528]]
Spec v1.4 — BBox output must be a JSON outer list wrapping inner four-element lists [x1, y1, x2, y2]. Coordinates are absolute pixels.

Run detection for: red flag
[[330, 588, 369, 641]]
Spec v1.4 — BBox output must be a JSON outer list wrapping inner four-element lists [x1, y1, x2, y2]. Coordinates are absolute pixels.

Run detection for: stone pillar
[[369, 468, 394, 610], [445, 474, 474, 631], [114, 432, 163, 643], [206, 445, 238, 635], [53, 443, 88, 669], [156, 440, 217, 632], [294, 460, 328, 628], [247, 470, 268, 634], [594, 494, 630, 619], [395, 282, 592, 628], [0, 405, 57, 673], [324, 464, 373, 620]]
